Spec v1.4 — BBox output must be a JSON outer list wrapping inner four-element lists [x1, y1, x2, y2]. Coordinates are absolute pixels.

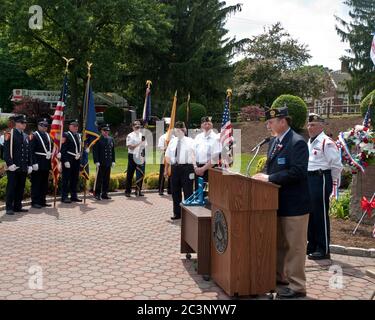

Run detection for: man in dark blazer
[[3, 115, 33, 215], [30, 118, 52, 208], [92, 124, 115, 200], [253, 106, 310, 299]]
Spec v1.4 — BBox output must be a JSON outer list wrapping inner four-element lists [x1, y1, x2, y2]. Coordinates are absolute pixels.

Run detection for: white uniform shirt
[[308, 131, 343, 182], [158, 133, 175, 151], [126, 131, 147, 156], [194, 130, 221, 165], [165, 136, 195, 165]]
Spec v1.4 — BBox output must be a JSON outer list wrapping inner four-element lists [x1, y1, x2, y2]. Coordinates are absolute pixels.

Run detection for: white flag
[[371, 34, 375, 66]]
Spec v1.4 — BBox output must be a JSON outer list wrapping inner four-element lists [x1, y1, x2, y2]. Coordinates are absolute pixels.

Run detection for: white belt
[[35, 152, 51, 160], [68, 151, 81, 160]]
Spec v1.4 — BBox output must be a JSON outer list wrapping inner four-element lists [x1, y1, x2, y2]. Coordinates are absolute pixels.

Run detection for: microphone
[[251, 137, 271, 152]]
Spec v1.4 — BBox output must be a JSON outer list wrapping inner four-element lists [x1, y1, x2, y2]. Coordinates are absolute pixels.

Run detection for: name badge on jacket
[[277, 157, 286, 165]]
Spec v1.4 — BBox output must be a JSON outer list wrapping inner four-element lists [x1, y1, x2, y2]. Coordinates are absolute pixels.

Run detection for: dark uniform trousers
[[158, 163, 171, 194], [125, 153, 145, 194], [307, 170, 332, 255], [62, 159, 80, 200], [95, 166, 111, 196], [171, 164, 194, 217], [6, 171, 27, 211], [31, 170, 50, 206]]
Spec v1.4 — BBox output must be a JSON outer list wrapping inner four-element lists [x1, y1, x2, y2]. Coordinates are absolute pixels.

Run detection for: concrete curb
[[330, 244, 375, 258]]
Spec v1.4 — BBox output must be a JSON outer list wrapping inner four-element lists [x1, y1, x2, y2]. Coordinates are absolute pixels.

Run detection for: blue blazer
[[266, 129, 310, 217]]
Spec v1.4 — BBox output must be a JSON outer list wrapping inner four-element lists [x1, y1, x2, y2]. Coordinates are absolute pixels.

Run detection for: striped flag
[[371, 33, 375, 66], [142, 80, 152, 125], [50, 74, 68, 184], [220, 89, 234, 168]]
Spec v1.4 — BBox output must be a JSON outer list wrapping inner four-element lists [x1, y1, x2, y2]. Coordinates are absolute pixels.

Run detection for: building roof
[[330, 71, 351, 93], [94, 92, 128, 108]]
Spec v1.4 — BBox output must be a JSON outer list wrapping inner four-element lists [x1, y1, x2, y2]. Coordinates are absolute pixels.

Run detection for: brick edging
[[330, 244, 375, 258]]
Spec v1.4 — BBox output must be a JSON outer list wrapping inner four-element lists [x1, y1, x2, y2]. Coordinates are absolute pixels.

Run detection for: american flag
[[50, 74, 68, 184], [220, 90, 234, 168], [363, 95, 373, 128], [371, 33, 375, 66]]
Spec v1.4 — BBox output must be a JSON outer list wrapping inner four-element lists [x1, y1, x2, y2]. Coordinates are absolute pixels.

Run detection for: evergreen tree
[[336, 0, 375, 97]]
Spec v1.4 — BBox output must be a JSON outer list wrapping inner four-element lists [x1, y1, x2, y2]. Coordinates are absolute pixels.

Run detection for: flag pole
[[186, 93, 191, 131], [82, 62, 93, 205], [54, 57, 74, 209]]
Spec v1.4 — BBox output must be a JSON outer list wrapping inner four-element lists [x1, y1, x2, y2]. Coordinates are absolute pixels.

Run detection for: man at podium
[[253, 106, 310, 299]]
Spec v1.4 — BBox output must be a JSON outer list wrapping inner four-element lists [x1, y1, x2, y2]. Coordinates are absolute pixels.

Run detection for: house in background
[[305, 63, 362, 115]]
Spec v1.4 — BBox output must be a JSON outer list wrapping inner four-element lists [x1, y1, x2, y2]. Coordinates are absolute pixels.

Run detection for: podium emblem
[[213, 210, 228, 254]]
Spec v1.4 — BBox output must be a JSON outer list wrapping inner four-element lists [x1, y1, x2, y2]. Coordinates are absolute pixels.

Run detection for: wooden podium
[[208, 168, 279, 296]]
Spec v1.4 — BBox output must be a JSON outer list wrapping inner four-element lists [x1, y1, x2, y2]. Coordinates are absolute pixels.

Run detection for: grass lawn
[[0, 147, 265, 177]]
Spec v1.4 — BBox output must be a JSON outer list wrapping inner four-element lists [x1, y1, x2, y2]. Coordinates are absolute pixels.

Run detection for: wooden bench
[[180, 204, 211, 279]]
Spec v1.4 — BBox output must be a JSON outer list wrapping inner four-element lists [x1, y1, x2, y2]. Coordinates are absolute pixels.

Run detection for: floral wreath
[[336, 107, 375, 174]]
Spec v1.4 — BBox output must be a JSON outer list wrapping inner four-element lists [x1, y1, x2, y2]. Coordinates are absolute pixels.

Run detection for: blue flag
[[80, 81, 100, 180], [142, 81, 152, 125]]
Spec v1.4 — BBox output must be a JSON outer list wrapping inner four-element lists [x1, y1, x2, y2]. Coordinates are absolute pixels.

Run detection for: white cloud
[[224, 0, 351, 70]]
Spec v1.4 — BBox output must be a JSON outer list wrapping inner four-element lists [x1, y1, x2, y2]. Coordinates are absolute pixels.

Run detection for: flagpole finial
[[174, 90, 178, 97], [87, 61, 93, 78], [227, 89, 233, 97], [146, 80, 152, 88], [63, 57, 74, 73]]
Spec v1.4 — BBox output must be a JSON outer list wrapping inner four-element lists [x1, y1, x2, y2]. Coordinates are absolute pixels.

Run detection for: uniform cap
[[308, 113, 325, 123], [265, 107, 289, 120]]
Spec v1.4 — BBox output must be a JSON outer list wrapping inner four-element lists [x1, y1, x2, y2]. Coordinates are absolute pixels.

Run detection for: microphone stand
[[246, 145, 261, 177]]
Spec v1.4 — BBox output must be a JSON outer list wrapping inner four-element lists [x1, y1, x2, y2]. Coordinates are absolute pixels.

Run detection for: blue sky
[[225, 0, 351, 70]]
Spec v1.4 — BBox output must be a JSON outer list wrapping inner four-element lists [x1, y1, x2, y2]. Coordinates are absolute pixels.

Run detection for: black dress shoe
[[31, 204, 42, 209], [61, 198, 72, 204], [6, 210, 14, 215], [171, 216, 181, 220], [71, 198, 82, 202], [124, 193, 131, 197], [14, 209, 29, 213], [277, 287, 306, 299], [308, 252, 331, 260], [101, 195, 111, 200], [159, 192, 164, 196], [94, 195, 102, 201], [41, 203, 52, 207], [137, 192, 145, 197]]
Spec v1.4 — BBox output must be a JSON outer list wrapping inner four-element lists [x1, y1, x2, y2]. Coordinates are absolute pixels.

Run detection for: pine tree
[[336, 0, 375, 97]]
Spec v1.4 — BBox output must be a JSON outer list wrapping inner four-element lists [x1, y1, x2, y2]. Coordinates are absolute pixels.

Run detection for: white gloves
[[28, 166, 33, 174], [95, 162, 100, 168], [64, 162, 71, 169], [7, 164, 18, 172], [32, 164, 39, 171], [57, 152, 61, 159], [112, 162, 115, 168]]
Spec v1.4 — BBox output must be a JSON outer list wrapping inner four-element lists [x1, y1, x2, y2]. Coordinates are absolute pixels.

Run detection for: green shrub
[[360, 90, 375, 128], [177, 102, 206, 127], [0, 118, 9, 130], [144, 172, 159, 189], [329, 191, 350, 220], [0, 176, 31, 201], [255, 156, 267, 174], [104, 107, 125, 127], [271, 95, 308, 131], [339, 168, 352, 190]]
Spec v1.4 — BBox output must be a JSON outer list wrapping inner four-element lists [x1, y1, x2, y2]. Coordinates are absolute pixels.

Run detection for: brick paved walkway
[[0, 193, 374, 300]]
